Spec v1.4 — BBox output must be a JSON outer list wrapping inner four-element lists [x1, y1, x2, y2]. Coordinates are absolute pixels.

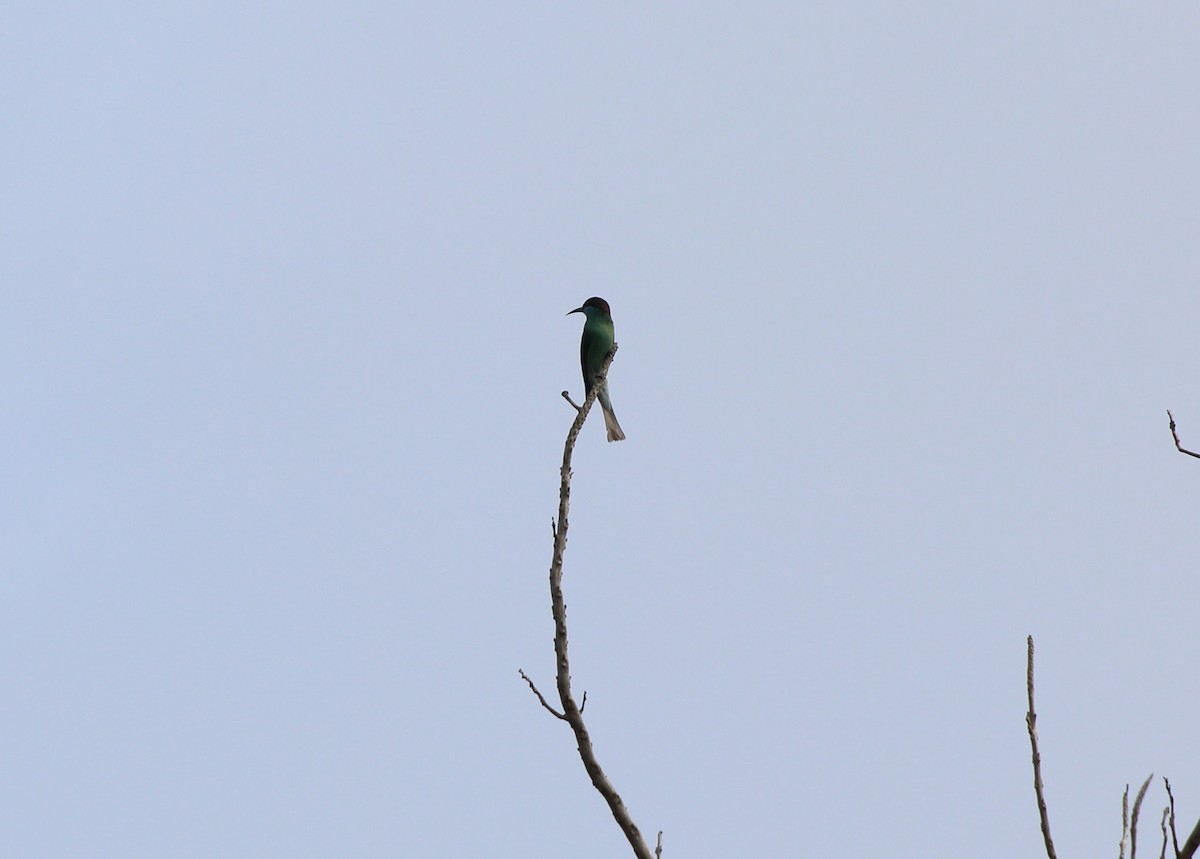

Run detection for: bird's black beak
[[567, 306, 584, 315]]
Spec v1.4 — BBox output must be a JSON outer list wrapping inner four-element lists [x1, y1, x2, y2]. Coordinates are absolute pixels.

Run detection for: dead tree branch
[[1181, 816, 1200, 859], [518, 670, 566, 721], [1167, 411, 1200, 459], [520, 346, 654, 859], [1165, 775, 1200, 859], [1168, 779, 1180, 858], [1026, 635, 1058, 859], [1132, 774, 1154, 859], [1123, 785, 1130, 859], [1024, 644, 1197, 859]]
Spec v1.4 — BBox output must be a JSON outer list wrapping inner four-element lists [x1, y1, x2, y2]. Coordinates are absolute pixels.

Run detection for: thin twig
[[1133, 774, 1154, 859], [518, 670, 567, 720], [1167, 410, 1200, 459], [1026, 636, 1058, 859], [655, 831, 663, 858], [1166, 779, 1179, 858], [1162, 807, 1171, 859], [532, 346, 653, 859]]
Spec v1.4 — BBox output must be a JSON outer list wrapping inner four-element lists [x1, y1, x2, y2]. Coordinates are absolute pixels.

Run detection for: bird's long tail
[[601, 404, 625, 442], [597, 383, 626, 442]]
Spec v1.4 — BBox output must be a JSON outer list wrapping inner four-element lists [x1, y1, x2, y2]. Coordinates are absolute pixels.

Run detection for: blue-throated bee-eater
[[568, 297, 626, 442]]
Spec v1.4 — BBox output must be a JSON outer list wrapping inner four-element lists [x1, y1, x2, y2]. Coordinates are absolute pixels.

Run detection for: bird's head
[[567, 297, 611, 318]]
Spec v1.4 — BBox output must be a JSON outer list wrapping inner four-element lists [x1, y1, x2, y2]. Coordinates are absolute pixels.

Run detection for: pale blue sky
[[3, 3, 1199, 857]]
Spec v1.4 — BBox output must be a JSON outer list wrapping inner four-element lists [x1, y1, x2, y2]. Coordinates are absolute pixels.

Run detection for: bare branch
[[1133, 774, 1154, 859], [1166, 779, 1180, 858], [529, 346, 653, 859], [1123, 785, 1130, 859], [1181, 816, 1200, 859], [519, 670, 566, 721], [655, 831, 663, 858], [1167, 410, 1200, 459], [1026, 636, 1059, 859], [1162, 807, 1171, 859]]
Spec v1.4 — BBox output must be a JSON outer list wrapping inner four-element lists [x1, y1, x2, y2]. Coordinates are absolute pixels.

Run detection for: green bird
[[568, 296, 626, 442]]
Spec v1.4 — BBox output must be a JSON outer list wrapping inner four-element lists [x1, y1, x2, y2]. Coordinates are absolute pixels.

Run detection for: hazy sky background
[[3, 3, 1199, 857]]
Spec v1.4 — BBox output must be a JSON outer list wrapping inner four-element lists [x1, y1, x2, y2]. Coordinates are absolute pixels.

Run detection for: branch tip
[[1122, 785, 1130, 859], [1165, 778, 1179, 858], [1131, 773, 1153, 859], [1025, 635, 1057, 859], [1167, 409, 1200, 458]]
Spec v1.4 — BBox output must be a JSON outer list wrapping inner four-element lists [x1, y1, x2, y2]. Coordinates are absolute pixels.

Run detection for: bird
[[568, 296, 626, 442]]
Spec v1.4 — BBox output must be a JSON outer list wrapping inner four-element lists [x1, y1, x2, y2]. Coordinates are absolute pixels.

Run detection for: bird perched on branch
[[568, 297, 626, 442]]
